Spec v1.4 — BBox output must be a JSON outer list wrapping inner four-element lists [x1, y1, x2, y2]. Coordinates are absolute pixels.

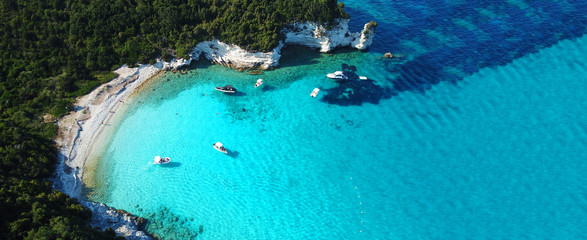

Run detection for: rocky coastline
[[192, 18, 376, 70], [81, 201, 151, 240]]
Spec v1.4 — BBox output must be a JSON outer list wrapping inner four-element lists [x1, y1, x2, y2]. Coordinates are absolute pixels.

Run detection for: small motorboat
[[213, 142, 228, 154], [153, 156, 171, 164], [254, 79, 263, 88], [359, 76, 368, 80], [326, 71, 348, 80], [310, 88, 320, 97], [215, 85, 237, 93]]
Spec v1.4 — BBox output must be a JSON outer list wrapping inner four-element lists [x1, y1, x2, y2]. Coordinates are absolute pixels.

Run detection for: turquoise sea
[[86, 1, 587, 239]]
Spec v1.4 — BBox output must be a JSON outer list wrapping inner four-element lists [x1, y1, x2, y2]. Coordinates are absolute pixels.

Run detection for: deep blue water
[[345, 0, 587, 93], [85, 1, 587, 239]]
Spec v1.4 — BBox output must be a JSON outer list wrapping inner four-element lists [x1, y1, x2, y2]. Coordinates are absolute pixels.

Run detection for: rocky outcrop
[[282, 18, 376, 52], [159, 58, 193, 71], [382, 52, 405, 60], [282, 19, 356, 52], [81, 201, 151, 240], [192, 40, 283, 70], [352, 21, 377, 50], [192, 18, 376, 70]]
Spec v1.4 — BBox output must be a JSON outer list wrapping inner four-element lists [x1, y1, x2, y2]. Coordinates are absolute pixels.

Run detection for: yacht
[[326, 71, 348, 80], [153, 156, 171, 164], [213, 142, 228, 154], [215, 85, 237, 93]]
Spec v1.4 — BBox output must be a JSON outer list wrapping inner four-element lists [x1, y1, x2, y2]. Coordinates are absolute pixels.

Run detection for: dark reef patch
[[344, 1, 587, 95], [321, 64, 394, 106]]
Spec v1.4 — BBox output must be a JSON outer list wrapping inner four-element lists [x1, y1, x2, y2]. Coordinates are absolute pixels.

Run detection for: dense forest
[[0, 0, 348, 238]]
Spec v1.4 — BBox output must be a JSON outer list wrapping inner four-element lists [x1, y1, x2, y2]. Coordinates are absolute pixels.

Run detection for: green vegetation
[[366, 21, 378, 31], [362, 21, 377, 38], [0, 0, 347, 238]]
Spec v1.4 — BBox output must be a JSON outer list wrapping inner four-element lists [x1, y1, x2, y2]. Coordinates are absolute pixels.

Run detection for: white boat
[[310, 88, 320, 97], [213, 142, 228, 154], [153, 156, 171, 164], [326, 71, 348, 80], [359, 76, 368, 80], [255, 79, 263, 88], [215, 85, 237, 93]]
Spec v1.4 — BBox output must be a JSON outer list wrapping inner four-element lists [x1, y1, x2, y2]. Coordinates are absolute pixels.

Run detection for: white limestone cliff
[[192, 40, 283, 70], [282, 19, 359, 52], [352, 21, 377, 50], [192, 18, 376, 70]]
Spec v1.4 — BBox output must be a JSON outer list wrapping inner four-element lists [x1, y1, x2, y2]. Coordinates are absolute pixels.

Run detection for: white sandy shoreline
[[53, 60, 189, 239]]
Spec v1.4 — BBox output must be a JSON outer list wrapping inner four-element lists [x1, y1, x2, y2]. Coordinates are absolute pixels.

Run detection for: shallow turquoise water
[[88, 1, 587, 239]]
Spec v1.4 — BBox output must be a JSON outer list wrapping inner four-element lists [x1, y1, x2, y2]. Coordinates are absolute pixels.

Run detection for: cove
[[86, 37, 586, 238], [84, 0, 587, 238]]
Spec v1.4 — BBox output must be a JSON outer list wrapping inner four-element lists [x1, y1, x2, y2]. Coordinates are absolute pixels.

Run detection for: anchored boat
[[310, 88, 320, 97], [326, 71, 348, 80], [153, 156, 171, 164], [213, 142, 228, 154], [215, 85, 237, 93]]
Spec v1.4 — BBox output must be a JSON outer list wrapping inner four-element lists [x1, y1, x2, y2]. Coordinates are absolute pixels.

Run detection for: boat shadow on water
[[226, 149, 240, 158], [159, 162, 181, 168], [219, 91, 247, 97], [320, 63, 395, 106], [261, 85, 277, 92]]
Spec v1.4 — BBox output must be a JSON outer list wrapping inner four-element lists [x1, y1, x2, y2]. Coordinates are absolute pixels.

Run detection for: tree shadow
[[320, 64, 395, 106], [278, 45, 321, 68]]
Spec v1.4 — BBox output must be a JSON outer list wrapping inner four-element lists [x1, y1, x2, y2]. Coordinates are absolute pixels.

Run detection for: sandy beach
[[52, 60, 189, 239], [54, 59, 189, 198]]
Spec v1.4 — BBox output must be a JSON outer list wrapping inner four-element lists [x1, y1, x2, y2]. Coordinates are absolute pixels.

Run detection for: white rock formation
[[352, 21, 377, 50], [193, 40, 283, 69], [159, 58, 193, 71], [282, 19, 359, 52], [192, 18, 376, 70]]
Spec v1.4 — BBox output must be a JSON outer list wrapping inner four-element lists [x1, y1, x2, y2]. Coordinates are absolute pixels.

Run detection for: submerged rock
[[383, 52, 404, 60], [81, 201, 152, 240]]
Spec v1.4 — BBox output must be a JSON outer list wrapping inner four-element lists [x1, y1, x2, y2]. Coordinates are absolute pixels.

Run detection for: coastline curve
[[52, 17, 376, 238]]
